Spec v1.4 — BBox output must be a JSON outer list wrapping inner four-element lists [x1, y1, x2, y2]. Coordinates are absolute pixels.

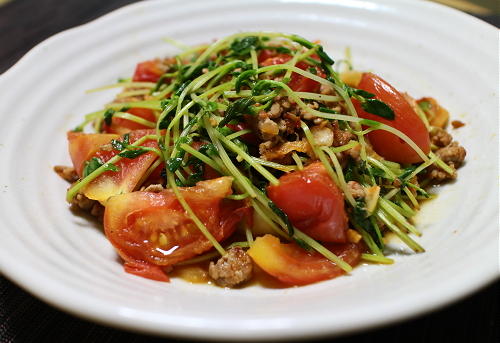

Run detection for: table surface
[[0, 0, 498, 342]]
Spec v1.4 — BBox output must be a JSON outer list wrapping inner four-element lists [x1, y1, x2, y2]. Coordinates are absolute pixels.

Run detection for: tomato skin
[[190, 141, 221, 180], [132, 60, 164, 82], [226, 122, 259, 145], [258, 52, 324, 93], [248, 234, 362, 286], [103, 108, 157, 135], [68, 129, 160, 203], [123, 261, 170, 282], [352, 73, 430, 164], [267, 162, 348, 243], [104, 177, 250, 271], [68, 132, 119, 176]]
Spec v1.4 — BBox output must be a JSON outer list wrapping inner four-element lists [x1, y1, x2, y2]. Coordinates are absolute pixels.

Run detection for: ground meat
[[332, 122, 355, 147], [71, 193, 105, 222], [258, 118, 279, 140], [427, 167, 457, 182], [268, 102, 282, 119], [345, 143, 361, 161], [436, 141, 466, 167], [392, 178, 402, 188], [208, 247, 253, 288], [347, 181, 365, 198], [311, 125, 333, 146], [427, 141, 466, 183], [54, 165, 79, 183], [320, 84, 335, 95], [430, 127, 452, 147], [299, 101, 320, 120]]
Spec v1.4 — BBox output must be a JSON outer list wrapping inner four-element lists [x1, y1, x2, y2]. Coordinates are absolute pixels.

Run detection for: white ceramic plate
[[0, 0, 497, 340]]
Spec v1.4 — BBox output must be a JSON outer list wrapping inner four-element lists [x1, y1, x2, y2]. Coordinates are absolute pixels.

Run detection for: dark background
[[0, 0, 498, 342]]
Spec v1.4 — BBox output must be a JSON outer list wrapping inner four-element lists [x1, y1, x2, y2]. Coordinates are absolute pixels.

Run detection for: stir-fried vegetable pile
[[60, 32, 466, 287]]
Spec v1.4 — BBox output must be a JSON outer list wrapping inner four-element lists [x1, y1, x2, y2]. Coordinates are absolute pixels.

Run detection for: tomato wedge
[[258, 51, 325, 93], [103, 108, 157, 135], [248, 234, 362, 286], [267, 162, 348, 243], [104, 177, 250, 280], [352, 73, 430, 164], [132, 60, 164, 83], [226, 121, 259, 145], [68, 132, 119, 176], [68, 129, 159, 203]]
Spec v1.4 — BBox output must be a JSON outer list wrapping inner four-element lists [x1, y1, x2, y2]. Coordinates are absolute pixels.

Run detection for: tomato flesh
[[248, 234, 362, 285], [267, 162, 348, 243], [68, 132, 119, 176], [132, 60, 164, 83], [103, 108, 157, 135], [226, 122, 259, 145], [68, 129, 160, 203], [123, 261, 170, 282], [258, 51, 325, 93], [104, 177, 250, 281], [352, 73, 430, 164]]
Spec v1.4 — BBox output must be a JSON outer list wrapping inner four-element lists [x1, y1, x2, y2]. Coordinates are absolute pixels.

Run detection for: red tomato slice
[[258, 52, 325, 93], [132, 60, 164, 82], [226, 122, 259, 145], [104, 177, 250, 280], [123, 261, 170, 282], [68, 132, 119, 176], [142, 161, 165, 186], [352, 73, 431, 164], [267, 162, 348, 243], [257, 49, 278, 63], [68, 129, 160, 203], [103, 108, 157, 135], [248, 234, 362, 286]]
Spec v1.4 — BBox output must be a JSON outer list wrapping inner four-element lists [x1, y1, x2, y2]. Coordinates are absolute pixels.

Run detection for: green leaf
[[230, 36, 260, 56], [235, 70, 257, 92], [398, 165, 418, 185], [361, 99, 395, 120], [289, 34, 314, 49], [166, 157, 183, 172], [82, 157, 119, 178], [352, 88, 375, 98], [174, 81, 190, 96], [251, 79, 281, 96], [218, 97, 255, 127], [103, 109, 115, 126], [318, 106, 339, 114], [275, 46, 292, 54], [111, 133, 130, 151], [369, 166, 386, 178], [268, 201, 294, 236], [294, 238, 312, 251], [307, 67, 317, 75], [118, 149, 147, 159], [198, 143, 218, 157], [316, 46, 334, 65]]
